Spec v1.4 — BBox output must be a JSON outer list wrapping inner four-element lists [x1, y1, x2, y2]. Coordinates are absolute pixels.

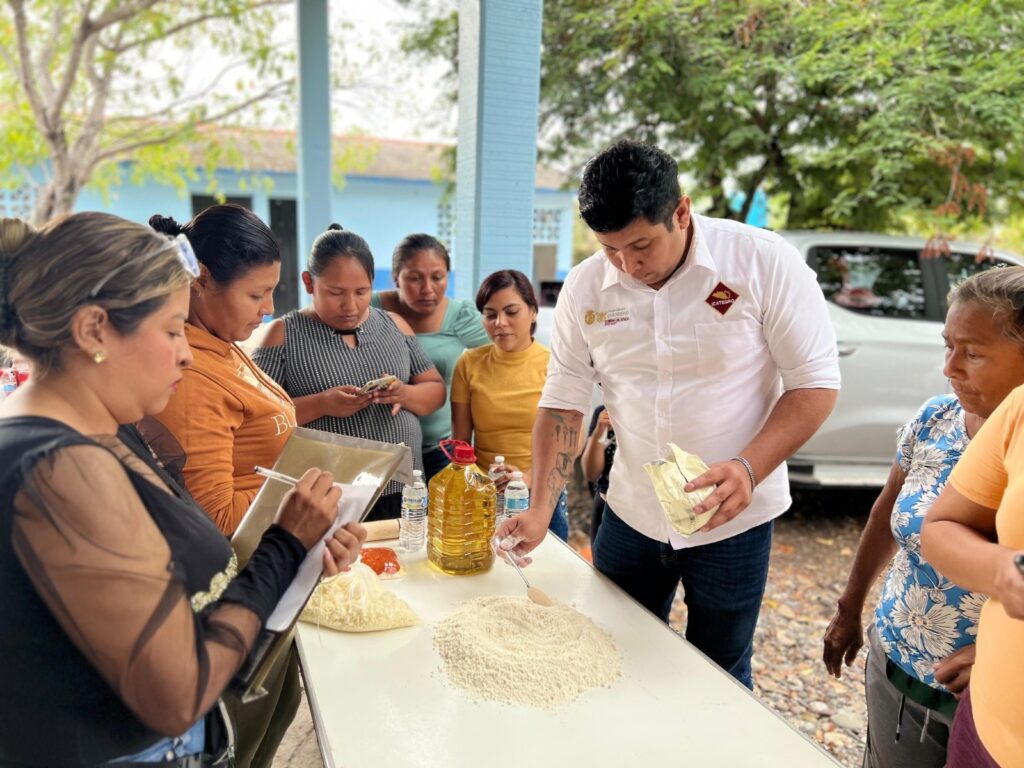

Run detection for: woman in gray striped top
[[253, 225, 445, 520]]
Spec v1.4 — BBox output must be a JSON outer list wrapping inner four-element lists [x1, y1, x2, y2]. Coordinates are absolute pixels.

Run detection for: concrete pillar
[[296, 0, 332, 304], [250, 189, 271, 227], [454, 0, 544, 299]]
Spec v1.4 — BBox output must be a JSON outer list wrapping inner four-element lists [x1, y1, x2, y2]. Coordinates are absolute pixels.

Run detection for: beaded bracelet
[[730, 455, 757, 491]]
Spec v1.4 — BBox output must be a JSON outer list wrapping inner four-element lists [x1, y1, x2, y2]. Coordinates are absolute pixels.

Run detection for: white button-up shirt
[[540, 214, 840, 547]]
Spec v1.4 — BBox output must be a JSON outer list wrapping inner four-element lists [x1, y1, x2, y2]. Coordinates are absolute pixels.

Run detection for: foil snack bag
[[643, 443, 719, 536]]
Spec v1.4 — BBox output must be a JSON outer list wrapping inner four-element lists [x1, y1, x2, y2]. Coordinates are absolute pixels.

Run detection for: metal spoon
[[504, 551, 553, 606]]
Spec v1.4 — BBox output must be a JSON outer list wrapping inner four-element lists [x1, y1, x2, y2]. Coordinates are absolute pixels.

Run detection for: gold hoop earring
[[93, 350, 108, 364]]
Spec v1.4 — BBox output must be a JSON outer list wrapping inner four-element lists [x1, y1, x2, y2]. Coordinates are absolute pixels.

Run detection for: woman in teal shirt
[[372, 234, 490, 479]]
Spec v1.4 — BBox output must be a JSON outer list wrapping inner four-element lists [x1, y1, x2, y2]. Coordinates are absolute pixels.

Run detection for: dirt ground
[[735, 488, 880, 767], [274, 485, 880, 768]]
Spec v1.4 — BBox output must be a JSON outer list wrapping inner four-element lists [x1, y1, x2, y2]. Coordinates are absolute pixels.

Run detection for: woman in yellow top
[[148, 204, 300, 768], [924, 366, 1024, 768], [451, 269, 569, 540]]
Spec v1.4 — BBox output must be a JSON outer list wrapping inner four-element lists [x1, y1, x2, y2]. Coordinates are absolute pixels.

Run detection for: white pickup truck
[[537, 232, 1024, 488]]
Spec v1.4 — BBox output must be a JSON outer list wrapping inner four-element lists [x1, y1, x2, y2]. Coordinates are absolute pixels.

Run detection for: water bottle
[[501, 471, 529, 525], [488, 455, 507, 513], [0, 368, 17, 400], [398, 469, 428, 552]]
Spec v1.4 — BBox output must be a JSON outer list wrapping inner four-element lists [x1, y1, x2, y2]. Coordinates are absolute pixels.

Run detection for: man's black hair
[[578, 141, 681, 233]]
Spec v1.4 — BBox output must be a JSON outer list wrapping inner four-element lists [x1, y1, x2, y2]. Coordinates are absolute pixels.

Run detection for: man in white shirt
[[497, 141, 840, 688]]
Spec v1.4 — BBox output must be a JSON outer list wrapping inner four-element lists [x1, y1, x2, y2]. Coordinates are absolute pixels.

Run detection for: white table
[[296, 536, 839, 767]]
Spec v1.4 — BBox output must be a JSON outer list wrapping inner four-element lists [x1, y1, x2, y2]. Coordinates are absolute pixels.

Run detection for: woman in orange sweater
[[150, 206, 295, 535], [149, 204, 299, 768]]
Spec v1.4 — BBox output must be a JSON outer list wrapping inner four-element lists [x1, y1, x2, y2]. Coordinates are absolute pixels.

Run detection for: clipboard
[[230, 427, 412, 702]]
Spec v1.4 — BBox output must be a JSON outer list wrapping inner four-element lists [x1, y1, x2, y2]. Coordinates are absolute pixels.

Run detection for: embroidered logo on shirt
[[705, 282, 740, 315], [584, 308, 630, 327], [603, 308, 630, 326]]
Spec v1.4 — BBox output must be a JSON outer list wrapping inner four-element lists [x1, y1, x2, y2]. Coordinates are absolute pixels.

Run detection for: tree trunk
[[31, 157, 89, 225], [707, 170, 730, 218], [737, 160, 771, 225], [737, 190, 754, 223]]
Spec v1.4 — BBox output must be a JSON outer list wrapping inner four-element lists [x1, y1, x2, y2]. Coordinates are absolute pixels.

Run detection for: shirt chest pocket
[[695, 320, 764, 380]]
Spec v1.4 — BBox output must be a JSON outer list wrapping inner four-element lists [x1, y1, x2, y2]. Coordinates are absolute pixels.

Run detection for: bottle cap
[[453, 443, 477, 464], [494, 455, 505, 464], [412, 469, 422, 478], [511, 471, 523, 480], [440, 438, 477, 465]]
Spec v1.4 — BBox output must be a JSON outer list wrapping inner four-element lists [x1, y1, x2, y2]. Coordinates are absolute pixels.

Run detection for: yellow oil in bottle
[[427, 441, 497, 575]]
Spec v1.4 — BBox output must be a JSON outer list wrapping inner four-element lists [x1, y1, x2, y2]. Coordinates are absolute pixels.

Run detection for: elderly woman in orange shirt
[[149, 204, 299, 768]]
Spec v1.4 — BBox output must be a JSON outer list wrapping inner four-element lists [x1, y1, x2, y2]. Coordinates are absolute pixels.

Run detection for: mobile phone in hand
[[357, 374, 397, 395]]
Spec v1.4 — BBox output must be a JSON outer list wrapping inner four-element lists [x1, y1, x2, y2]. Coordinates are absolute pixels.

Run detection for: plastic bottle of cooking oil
[[428, 440, 497, 575]]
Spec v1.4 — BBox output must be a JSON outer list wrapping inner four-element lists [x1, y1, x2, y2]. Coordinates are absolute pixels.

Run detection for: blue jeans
[[109, 719, 204, 763], [548, 490, 569, 541], [592, 505, 773, 689]]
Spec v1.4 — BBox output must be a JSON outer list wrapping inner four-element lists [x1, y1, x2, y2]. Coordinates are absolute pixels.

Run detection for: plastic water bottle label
[[504, 496, 529, 513], [399, 478, 428, 553]]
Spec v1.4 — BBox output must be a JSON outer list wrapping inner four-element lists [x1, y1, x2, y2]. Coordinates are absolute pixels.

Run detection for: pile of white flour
[[433, 596, 621, 708]]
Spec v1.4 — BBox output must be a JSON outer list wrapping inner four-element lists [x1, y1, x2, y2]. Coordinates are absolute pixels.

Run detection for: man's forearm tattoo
[[551, 414, 580, 450], [545, 412, 581, 500]]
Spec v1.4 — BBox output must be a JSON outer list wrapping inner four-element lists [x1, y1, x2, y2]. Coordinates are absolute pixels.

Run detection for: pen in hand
[[255, 466, 351, 522], [254, 465, 301, 487]]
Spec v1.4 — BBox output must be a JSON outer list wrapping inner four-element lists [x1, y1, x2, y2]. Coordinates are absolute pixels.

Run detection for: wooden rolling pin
[[362, 519, 400, 542]]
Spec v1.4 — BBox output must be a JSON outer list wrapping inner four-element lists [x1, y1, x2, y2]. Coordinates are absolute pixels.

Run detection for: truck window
[[811, 246, 927, 320], [942, 251, 1004, 292]]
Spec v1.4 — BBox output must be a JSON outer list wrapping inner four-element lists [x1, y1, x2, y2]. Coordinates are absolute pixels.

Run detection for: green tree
[[0, 0, 293, 224], [572, 202, 599, 264], [404, 0, 1024, 232]]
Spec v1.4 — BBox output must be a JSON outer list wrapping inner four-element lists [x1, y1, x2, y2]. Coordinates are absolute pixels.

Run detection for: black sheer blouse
[[0, 418, 305, 767]]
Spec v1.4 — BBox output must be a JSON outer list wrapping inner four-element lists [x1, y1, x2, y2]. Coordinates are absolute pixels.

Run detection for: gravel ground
[[275, 484, 881, 768], [727, 488, 880, 768]]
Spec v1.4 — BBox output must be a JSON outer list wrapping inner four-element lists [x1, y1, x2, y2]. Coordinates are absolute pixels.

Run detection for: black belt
[[112, 755, 207, 768], [885, 657, 959, 719], [106, 699, 235, 767]]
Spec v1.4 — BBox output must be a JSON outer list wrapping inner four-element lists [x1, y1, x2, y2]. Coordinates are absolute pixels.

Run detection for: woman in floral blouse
[[821, 266, 1024, 768]]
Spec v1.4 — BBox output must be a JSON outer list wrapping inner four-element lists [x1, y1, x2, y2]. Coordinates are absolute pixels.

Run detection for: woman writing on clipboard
[[0, 213, 364, 767]]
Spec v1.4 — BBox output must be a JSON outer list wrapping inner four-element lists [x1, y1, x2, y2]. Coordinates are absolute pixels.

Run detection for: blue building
[[728, 189, 769, 229], [1, 127, 576, 314]]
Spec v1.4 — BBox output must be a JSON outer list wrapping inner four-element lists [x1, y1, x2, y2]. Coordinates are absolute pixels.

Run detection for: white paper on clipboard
[[266, 482, 377, 632]]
